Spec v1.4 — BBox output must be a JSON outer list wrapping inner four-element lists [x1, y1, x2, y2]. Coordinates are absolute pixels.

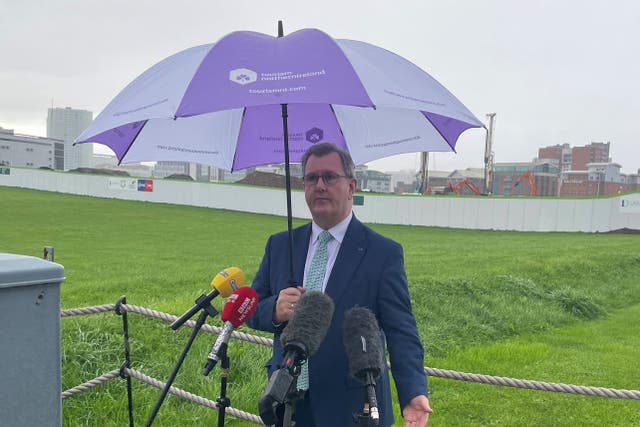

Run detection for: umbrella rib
[[229, 108, 248, 172], [422, 112, 457, 153], [329, 104, 349, 142], [118, 120, 149, 165]]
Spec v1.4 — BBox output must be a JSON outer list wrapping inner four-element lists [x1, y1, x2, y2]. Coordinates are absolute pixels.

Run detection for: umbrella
[[76, 21, 483, 284]]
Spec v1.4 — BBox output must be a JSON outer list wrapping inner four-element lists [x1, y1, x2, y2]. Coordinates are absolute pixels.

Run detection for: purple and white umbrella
[[76, 24, 483, 282], [76, 26, 482, 170]]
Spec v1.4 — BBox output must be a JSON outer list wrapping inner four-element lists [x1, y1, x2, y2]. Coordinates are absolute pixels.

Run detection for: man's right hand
[[274, 286, 306, 324]]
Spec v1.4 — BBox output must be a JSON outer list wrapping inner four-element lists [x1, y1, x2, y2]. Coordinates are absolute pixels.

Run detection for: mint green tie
[[297, 230, 333, 391]]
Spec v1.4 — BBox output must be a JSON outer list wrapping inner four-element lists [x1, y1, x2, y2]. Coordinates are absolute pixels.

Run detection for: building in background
[[571, 142, 610, 170], [538, 143, 572, 171], [91, 153, 118, 169], [253, 163, 303, 178], [153, 161, 192, 179], [492, 162, 560, 196], [627, 169, 640, 188], [559, 162, 639, 196], [46, 107, 93, 170], [238, 170, 303, 189], [91, 154, 154, 177], [355, 166, 392, 193], [526, 141, 637, 196], [152, 161, 248, 182], [0, 126, 63, 169], [447, 168, 485, 194], [211, 168, 248, 182], [538, 142, 610, 172], [388, 169, 421, 193]]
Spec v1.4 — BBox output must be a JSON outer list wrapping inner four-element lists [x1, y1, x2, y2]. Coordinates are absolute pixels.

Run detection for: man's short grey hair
[[301, 143, 356, 178]]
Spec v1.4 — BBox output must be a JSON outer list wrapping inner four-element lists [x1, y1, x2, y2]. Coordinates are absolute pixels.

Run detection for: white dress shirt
[[303, 212, 353, 292]]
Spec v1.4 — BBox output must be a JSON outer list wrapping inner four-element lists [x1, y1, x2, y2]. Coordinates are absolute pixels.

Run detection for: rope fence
[[422, 367, 640, 400], [124, 368, 263, 425], [60, 301, 640, 424]]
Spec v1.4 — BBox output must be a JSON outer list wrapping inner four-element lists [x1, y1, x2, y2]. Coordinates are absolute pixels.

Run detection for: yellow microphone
[[170, 266, 246, 330], [210, 266, 246, 297]]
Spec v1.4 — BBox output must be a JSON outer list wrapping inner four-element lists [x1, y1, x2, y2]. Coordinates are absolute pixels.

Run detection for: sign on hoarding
[[619, 193, 640, 213], [108, 178, 153, 192]]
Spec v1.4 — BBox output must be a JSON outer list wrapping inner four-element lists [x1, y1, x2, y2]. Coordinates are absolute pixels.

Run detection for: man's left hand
[[402, 395, 432, 426]]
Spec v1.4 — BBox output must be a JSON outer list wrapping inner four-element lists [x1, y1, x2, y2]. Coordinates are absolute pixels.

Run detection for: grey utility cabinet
[[0, 253, 65, 427]]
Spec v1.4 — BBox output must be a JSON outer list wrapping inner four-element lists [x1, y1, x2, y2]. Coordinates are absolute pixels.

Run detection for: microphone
[[203, 286, 259, 376], [343, 306, 384, 426], [280, 291, 334, 370], [211, 266, 246, 297], [258, 291, 334, 425], [170, 267, 246, 330]]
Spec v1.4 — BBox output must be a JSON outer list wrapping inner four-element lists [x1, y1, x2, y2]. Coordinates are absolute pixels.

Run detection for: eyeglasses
[[302, 172, 351, 186]]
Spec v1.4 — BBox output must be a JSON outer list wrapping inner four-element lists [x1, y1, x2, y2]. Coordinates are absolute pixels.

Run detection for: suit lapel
[[292, 224, 312, 287], [325, 217, 367, 303]]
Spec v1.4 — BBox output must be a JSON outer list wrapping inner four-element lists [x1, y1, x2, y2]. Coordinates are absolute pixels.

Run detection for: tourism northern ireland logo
[[229, 68, 326, 86], [229, 68, 257, 85], [306, 127, 323, 143]]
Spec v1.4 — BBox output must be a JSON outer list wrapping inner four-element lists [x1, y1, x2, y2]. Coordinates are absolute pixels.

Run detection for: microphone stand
[[216, 343, 230, 427], [145, 296, 219, 426], [354, 394, 372, 427], [258, 356, 306, 427], [280, 384, 304, 427], [354, 372, 379, 427]]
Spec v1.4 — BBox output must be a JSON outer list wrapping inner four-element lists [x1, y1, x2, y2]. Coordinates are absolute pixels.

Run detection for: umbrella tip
[[278, 20, 284, 37]]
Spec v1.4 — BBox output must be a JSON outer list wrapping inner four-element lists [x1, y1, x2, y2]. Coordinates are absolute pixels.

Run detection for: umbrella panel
[[233, 104, 348, 170], [92, 103, 473, 171]]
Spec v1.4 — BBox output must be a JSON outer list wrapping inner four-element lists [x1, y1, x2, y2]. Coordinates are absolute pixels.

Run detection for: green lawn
[[1, 186, 639, 426]]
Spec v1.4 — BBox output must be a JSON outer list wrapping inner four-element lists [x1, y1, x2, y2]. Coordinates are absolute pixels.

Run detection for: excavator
[[512, 170, 537, 196], [447, 177, 482, 195]]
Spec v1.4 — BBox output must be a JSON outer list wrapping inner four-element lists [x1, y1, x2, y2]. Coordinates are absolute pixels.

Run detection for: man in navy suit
[[247, 143, 431, 426]]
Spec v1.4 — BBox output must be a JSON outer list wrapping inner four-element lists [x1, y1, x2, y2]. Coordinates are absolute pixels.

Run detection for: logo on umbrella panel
[[306, 127, 323, 143], [229, 68, 257, 85]]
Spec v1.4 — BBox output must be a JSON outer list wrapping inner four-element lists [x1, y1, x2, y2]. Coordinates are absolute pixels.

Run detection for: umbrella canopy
[[76, 27, 483, 170], [76, 24, 483, 285]]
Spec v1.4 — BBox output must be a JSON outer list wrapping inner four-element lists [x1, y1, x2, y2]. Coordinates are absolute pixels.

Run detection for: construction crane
[[513, 170, 537, 196], [448, 177, 482, 195], [484, 113, 496, 194]]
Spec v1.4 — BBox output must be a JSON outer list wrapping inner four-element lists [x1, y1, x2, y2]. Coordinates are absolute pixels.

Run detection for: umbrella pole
[[277, 20, 297, 286], [281, 103, 296, 286]]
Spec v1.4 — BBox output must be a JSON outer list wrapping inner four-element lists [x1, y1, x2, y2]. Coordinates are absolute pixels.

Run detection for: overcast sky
[[1, 0, 638, 173]]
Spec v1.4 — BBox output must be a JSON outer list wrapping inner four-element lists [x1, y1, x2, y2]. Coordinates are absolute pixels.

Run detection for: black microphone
[[280, 291, 334, 369], [258, 291, 334, 425], [343, 306, 385, 426]]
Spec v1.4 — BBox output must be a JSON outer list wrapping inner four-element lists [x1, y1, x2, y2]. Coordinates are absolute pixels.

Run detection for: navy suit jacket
[[247, 216, 428, 427]]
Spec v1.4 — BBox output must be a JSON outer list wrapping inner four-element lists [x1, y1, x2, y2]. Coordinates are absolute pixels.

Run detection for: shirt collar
[[311, 212, 352, 245]]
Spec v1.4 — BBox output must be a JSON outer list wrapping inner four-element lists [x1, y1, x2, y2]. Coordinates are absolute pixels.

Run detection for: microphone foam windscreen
[[211, 266, 246, 297], [221, 287, 259, 327], [343, 306, 384, 380], [280, 291, 334, 357]]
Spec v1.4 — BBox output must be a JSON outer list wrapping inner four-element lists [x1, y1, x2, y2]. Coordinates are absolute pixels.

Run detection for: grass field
[[1, 186, 639, 426]]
